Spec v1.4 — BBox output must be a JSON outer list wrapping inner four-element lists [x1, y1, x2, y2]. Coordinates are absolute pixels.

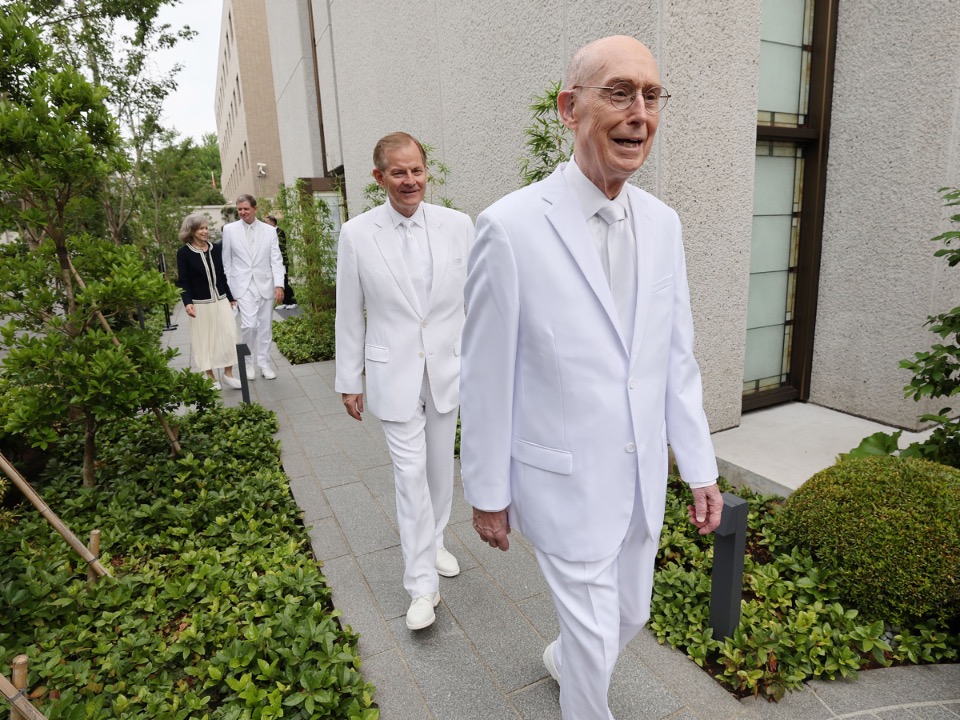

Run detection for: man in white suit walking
[[222, 194, 285, 380], [461, 36, 723, 719], [335, 132, 474, 631]]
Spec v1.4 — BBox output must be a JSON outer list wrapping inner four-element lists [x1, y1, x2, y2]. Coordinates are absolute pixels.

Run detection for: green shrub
[[273, 311, 336, 364], [773, 456, 960, 625], [0, 405, 378, 719]]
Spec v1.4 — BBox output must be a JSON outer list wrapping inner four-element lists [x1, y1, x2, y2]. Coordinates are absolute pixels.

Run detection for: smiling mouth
[[614, 139, 644, 148]]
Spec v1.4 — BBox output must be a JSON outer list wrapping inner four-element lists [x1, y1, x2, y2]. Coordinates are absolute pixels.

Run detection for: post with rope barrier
[[87, 529, 101, 588], [3, 655, 45, 720]]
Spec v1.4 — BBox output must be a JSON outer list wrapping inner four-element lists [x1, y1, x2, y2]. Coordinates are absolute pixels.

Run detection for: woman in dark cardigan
[[176, 213, 241, 390]]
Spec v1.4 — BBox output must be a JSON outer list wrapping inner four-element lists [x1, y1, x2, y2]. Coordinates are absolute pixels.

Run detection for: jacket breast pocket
[[511, 437, 573, 475], [365, 344, 389, 363]]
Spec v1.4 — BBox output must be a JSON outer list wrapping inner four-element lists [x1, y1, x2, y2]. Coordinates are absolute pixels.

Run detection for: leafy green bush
[[773, 456, 960, 625], [273, 311, 336, 364], [0, 405, 378, 719], [650, 476, 959, 700]]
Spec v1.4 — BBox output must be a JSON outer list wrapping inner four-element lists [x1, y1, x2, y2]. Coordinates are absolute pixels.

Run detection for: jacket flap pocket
[[651, 275, 674, 293], [364, 344, 389, 362], [511, 437, 573, 475]]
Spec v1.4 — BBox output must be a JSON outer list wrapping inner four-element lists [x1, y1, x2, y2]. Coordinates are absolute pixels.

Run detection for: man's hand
[[472, 508, 511, 551], [687, 483, 723, 535], [342, 393, 364, 421], [274, 287, 284, 304]]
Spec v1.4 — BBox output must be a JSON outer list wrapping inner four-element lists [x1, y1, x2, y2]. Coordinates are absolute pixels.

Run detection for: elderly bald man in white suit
[[336, 132, 474, 632], [460, 36, 723, 719]]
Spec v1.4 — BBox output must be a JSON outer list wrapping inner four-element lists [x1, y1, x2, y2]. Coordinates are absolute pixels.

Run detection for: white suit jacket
[[221, 218, 285, 299], [460, 164, 718, 562], [335, 202, 474, 422]]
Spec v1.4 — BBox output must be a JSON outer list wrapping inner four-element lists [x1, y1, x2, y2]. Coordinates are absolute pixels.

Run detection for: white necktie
[[245, 222, 255, 242], [401, 219, 427, 311], [596, 201, 637, 347]]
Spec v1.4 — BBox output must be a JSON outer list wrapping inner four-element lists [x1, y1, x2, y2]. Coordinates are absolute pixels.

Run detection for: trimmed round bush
[[773, 456, 960, 625]]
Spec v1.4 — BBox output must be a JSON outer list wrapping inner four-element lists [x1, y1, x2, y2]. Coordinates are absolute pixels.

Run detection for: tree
[[0, 4, 213, 488]]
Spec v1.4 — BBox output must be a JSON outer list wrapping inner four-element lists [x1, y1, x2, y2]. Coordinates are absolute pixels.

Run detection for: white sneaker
[[436, 547, 460, 578], [276, 304, 287, 310], [246, 365, 256, 381], [211, 381, 222, 391], [260, 366, 277, 380], [287, 303, 298, 309], [221, 374, 242, 390], [543, 641, 560, 683], [405, 592, 440, 630]]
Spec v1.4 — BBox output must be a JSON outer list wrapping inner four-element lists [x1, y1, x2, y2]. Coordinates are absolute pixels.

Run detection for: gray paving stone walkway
[[162, 303, 960, 720]]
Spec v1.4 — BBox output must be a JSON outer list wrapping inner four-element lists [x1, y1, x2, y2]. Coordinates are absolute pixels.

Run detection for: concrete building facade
[[263, 0, 960, 434], [215, 0, 285, 200]]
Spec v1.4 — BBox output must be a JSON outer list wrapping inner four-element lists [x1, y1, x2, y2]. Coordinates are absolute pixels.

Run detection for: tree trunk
[[82, 412, 96, 489]]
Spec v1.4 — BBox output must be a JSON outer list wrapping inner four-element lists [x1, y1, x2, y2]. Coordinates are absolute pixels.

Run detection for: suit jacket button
[[418, 352, 425, 358], [421, 321, 429, 328], [625, 443, 637, 453], [629, 377, 637, 389]]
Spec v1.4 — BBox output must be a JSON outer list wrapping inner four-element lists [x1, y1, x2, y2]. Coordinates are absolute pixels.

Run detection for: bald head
[[563, 35, 656, 91], [557, 35, 663, 198]]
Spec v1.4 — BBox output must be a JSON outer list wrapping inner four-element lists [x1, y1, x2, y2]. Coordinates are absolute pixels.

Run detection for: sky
[[152, 1, 223, 143]]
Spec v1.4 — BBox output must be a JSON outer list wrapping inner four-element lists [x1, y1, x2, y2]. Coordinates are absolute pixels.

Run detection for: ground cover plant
[[650, 475, 959, 701], [0, 404, 378, 719]]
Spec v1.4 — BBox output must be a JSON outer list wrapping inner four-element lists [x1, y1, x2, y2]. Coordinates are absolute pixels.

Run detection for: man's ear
[[557, 89, 577, 131], [372, 167, 385, 187]]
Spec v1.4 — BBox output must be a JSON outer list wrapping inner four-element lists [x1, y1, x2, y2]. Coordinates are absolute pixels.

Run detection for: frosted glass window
[[747, 271, 789, 329], [750, 215, 792, 273], [753, 155, 797, 216], [758, 42, 803, 115], [744, 326, 786, 382], [761, 0, 806, 45]]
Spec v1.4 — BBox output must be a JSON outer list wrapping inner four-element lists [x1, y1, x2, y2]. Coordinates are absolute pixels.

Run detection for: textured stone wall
[[312, 0, 760, 431], [811, 1, 960, 429]]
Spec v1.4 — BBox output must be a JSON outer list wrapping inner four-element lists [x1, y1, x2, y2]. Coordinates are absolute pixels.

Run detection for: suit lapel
[[542, 169, 627, 352], [627, 189, 655, 362], [372, 205, 422, 316], [425, 205, 448, 313]]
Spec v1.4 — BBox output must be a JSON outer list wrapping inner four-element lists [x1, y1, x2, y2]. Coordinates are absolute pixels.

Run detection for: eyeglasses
[[573, 81, 671, 113]]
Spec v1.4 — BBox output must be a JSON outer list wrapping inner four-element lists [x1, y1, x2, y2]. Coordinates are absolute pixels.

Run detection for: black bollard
[[236, 343, 252, 405], [709, 492, 748, 640]]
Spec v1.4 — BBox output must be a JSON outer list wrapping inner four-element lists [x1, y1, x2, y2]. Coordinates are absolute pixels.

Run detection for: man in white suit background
[[335, 132, 474, 631], [222, 194, 285, 380], [461, 36, 723, 719]]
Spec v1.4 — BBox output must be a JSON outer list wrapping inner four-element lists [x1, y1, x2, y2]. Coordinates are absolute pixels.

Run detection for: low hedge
[[272, 311, 335, 365], [650, 476, 959, 700], [773, 456, 960, 625], [0, 404, 378, 719]]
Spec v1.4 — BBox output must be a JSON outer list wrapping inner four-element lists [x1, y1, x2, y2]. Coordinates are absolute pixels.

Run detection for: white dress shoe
[[221, 374, 242, 389], [260, 366, 277, 380], [211, 381, 222, 391], [435, 547, 460, 578], [406, 592, 440, 630], [246, 365, 256, 381], [543, 641, 560, 683]]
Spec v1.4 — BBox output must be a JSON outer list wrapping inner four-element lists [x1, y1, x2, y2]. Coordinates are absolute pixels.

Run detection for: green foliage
[[649, 476, 959, 700], [773, 456, 960, 625], [362, 143, 456, 211], [518, 81, 572, 187], [272, 311, 336, 365], [0, 236, 214, 485], [846, 188, 960, 468], [0, 404, 380, 719]]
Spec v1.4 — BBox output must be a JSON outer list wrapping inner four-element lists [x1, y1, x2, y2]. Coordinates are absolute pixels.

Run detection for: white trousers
[[236, 288, 275, 368], [535, 477, 657, 720], [379, 370, 457, 599]]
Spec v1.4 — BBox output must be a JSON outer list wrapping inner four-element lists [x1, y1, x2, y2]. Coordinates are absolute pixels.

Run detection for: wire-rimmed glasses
[[573, 81, 671, 113]]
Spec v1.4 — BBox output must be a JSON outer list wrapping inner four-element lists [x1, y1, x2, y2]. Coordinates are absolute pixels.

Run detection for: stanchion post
[[11, 655, 28, 720], [157, 252, 177, 332], [709, 492, 748, 640], [87, 529, 101, 588], [236, 343, 252, 405]]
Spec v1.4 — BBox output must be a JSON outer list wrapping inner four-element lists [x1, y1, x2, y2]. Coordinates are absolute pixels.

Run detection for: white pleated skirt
[[190, 298, 238, 371]]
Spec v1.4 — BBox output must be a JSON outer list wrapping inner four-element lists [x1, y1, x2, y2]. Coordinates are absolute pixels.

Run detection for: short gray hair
[[178, 213, 209, 244]]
